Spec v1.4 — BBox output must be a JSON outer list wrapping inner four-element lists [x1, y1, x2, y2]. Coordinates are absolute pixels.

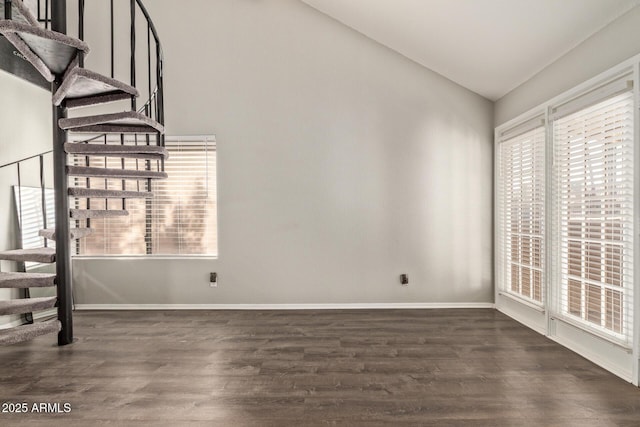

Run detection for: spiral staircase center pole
[[51, 0, 73, 346]]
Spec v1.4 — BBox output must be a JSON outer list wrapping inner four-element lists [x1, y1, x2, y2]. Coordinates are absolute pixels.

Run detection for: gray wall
[[73, 0, 494, 306], [495, 6, 640, 126], [0, 70, 52, 325]]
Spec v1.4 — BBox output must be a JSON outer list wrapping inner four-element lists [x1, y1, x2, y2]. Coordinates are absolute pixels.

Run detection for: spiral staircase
[[0, 0, 166, 345]]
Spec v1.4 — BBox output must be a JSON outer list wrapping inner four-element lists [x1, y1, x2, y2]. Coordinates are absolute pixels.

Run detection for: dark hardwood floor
[[1, 309, 639, 426]]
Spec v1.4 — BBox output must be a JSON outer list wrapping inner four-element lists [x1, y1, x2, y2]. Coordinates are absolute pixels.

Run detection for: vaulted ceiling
[[301, 0, 640, 100]]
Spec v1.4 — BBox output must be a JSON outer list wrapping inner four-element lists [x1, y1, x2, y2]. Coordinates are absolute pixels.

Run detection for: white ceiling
[[301, 0, 640, 100]]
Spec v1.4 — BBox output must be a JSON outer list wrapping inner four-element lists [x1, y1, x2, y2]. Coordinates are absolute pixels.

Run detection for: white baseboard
[[498, 304, 635, 385], [548, 334, 633, 383], [0, 318, 25, 330], [75, 302, 495, 310], [32, 308, 56, 321], [0, 310, 57, 330], [496, 305, 547, 336]]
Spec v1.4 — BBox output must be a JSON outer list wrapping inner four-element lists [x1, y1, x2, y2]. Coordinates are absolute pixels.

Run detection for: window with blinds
[[13, 186, 55, 268], [74, 136, 217, 256], [553, 86, 634, 344], [497, 122, 545, 304]]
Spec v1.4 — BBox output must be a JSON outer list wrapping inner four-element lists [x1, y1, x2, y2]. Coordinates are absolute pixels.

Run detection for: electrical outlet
[[400, 274, 409, 285], [210, 272, 218, 288]]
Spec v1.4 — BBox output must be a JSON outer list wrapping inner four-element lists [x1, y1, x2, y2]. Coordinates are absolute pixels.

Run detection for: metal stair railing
[[36, 0, 165, 135], [4, 0, 165, 344]]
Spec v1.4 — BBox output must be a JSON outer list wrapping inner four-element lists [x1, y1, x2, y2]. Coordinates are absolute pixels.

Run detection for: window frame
[[496, 118, 546, 308], [551, 88, 634, 346], [494, 58, 640, 385], [71, 134, 218, 260]]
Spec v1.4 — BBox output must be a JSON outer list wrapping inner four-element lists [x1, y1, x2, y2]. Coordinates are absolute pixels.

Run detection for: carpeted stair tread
[[70, 209, 129, 220], [0, 272, 56, 289], [0, 319, 61, 346], [59, 111, 164, 134], [0, 296, 57, 316], [67, 165, 168, 180], [67, 124, 164, 134], [53, 67, 138, 107], [2, 32, 54, 81], [64, 142, 169, 159], [0, 247, 56, 263], [0, 1, 40, 26], [0, 21, 89, 78], [68, 188, 153, 199], [39, 228, 93, 241]]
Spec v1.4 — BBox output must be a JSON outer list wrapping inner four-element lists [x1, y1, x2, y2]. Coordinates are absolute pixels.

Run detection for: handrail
[[34, 0, 164, 131], [0, 150, 53, 169], [76, 0, 165, 137], [134, 0, 162, 62]]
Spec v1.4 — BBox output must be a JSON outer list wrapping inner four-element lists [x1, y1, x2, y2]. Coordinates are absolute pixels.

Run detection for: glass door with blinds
[[552, 77, 635, 346], [497, 121, 546, 305]]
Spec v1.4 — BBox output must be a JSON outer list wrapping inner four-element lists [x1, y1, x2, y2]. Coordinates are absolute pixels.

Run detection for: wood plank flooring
[[1, 309, 639, 426]]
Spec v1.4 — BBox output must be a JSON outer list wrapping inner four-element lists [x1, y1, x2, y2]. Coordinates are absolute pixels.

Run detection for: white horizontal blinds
[[74, 136, 217, 256], [553, 87, 634, 344], [498, 121, 545, 304], [151, 140, 218, 255], [73, 155, 150, 255]]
